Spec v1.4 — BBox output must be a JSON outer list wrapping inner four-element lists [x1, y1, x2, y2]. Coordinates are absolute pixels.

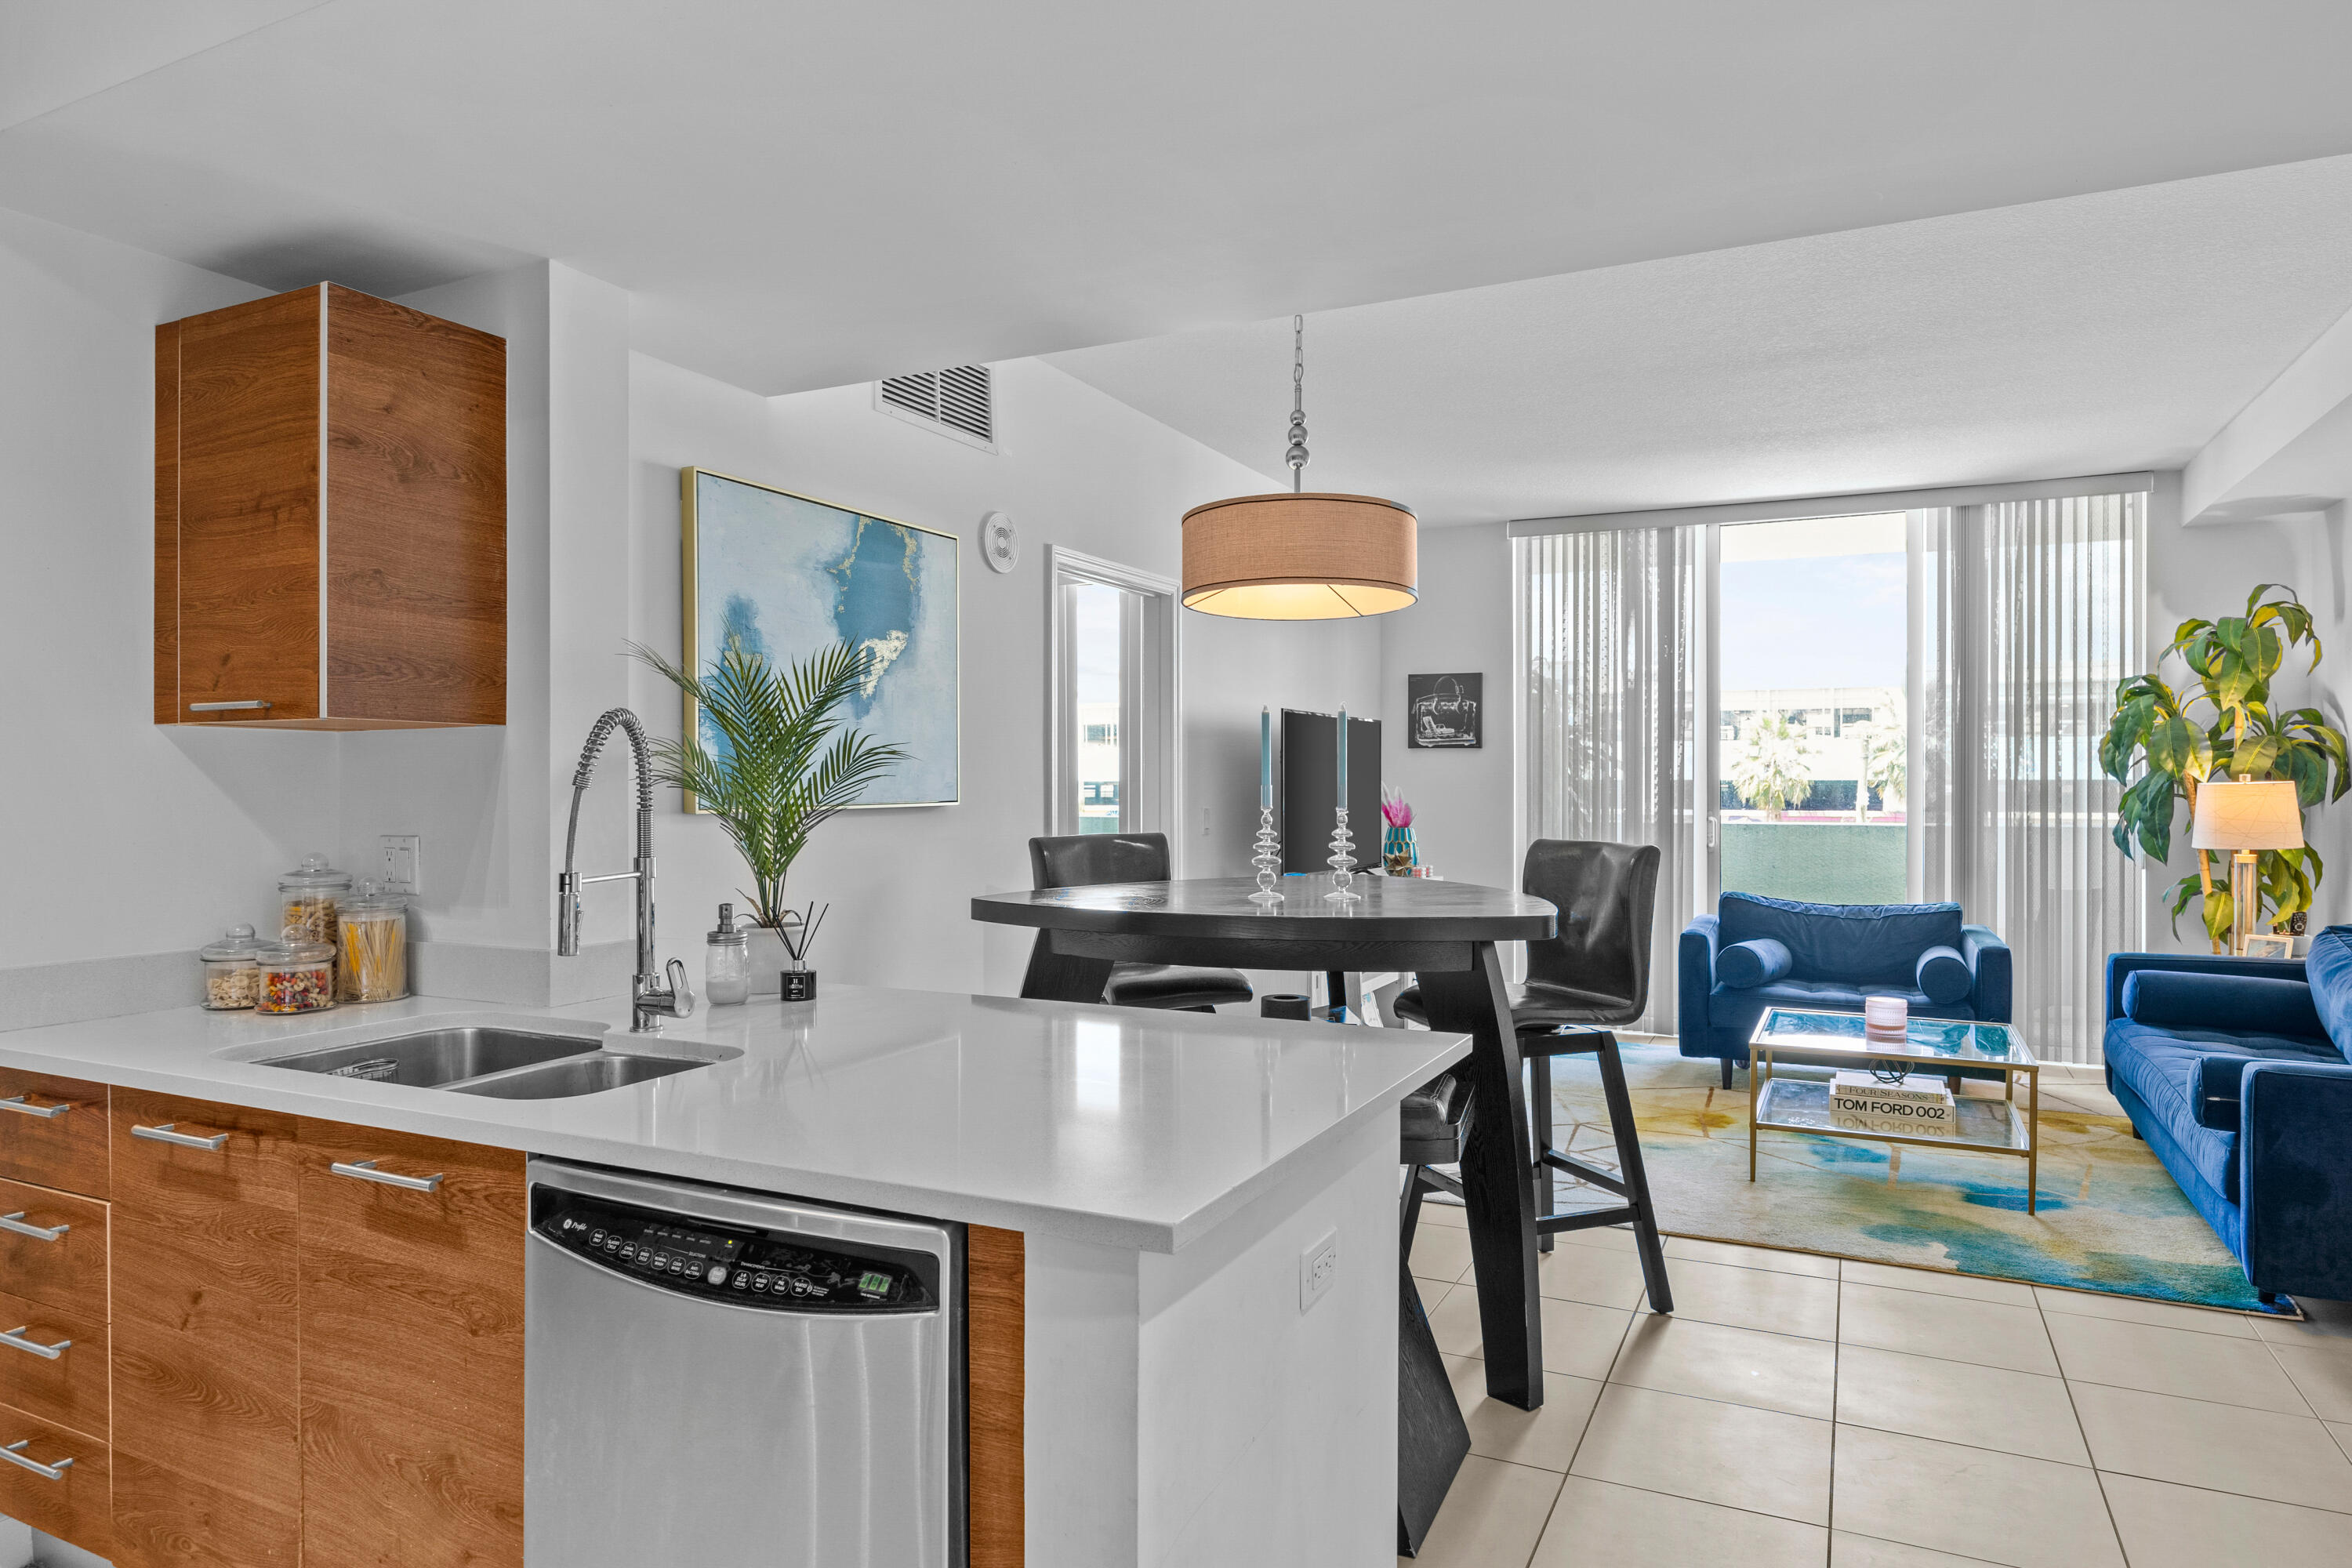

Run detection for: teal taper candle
[[1337, 707, 1348, 808], [1259, 707, 1272, 811]]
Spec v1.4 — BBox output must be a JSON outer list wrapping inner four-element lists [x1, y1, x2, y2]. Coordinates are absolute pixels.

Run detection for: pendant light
[[1181, 316, 1417, 619]]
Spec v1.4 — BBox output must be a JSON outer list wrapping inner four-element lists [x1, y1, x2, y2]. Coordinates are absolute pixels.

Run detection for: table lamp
[[2191, 777, 2304, 955]]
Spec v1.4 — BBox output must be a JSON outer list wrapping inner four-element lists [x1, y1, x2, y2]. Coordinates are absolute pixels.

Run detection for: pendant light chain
[[1285, 314, 1308, 495]]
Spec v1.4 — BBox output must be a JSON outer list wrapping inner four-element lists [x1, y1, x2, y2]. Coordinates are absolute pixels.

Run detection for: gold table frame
[[1745, 1008, 2042, 1214]]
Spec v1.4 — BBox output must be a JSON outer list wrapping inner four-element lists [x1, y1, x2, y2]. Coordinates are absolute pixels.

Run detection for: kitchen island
[[0, 985, 1467, 1567]]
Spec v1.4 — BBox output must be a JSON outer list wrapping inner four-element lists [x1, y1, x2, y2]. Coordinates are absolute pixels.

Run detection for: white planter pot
[[745, 926, 790, 997]]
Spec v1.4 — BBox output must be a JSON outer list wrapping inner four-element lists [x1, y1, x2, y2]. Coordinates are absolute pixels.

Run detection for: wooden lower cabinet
[[296, 1117, 526, 1568], [0, 1283, 106, 1442], [109, 1089, 301, 1567]]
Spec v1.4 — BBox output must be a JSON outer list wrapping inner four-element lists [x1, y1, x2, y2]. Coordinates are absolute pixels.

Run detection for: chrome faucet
[[558, 707, 693, 1033]]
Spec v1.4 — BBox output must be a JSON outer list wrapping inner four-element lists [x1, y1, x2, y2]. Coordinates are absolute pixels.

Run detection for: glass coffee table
[[1746, 1007, 2042, 1213]]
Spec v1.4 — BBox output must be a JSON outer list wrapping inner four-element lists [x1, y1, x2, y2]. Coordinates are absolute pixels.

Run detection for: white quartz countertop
[[0, 986, 1468, 1252]]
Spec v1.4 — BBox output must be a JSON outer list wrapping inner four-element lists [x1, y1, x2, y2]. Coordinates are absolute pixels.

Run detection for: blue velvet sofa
[[1679, 892, 2013, 1087], [2103, 932, 2352, 1304]]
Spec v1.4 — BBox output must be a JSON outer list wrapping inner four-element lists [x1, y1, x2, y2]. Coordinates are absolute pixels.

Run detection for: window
[[1049, 547, 1179, 845]]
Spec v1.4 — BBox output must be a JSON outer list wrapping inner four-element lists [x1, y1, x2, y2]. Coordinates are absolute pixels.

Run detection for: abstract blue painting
[[682, 469, 959, 807]]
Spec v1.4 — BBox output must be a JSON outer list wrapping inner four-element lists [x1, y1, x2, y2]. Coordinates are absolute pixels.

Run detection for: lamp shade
[[2191, 779, 2305, 851], [1180, 492, 1417, 619]]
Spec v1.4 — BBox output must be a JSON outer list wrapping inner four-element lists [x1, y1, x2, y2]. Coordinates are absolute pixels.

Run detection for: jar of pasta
[[199, 925, 265, 1011], [256, 941, 337, 1015], [278, 855, 353, 947], [339, 884, 408, 1003]]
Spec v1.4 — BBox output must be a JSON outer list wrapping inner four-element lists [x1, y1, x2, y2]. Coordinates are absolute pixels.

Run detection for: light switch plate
[[380, 835, 420, 896], [1300, 1229, 1340, 1312]]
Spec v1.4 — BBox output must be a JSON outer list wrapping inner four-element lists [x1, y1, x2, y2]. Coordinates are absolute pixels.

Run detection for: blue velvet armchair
[[2103, 932, 2352, 1305], [1678, 892, 2013, 1087]]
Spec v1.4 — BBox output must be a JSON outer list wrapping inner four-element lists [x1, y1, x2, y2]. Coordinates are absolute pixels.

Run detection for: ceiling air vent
[[876, 365, 996, 451]]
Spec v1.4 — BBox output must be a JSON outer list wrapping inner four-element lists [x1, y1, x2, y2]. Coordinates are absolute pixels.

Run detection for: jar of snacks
[[256, 941, 337, 1015], [278, 855, 353, 946], [338, 884, 408, 1004], [199, 924, 265, 1011]]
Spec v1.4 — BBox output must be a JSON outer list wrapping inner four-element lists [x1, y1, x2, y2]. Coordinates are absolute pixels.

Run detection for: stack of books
[[1828, 1071, 1955, 1137]]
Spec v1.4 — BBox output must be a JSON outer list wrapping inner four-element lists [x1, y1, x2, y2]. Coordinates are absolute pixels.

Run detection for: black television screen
[[1280, 710, 1382, 875]]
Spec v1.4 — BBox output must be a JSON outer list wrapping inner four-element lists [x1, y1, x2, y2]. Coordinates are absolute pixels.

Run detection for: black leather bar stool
[[1028, 833, 1254, 1011], [1395, 840, 1673, 1313], [1396, 1070, 1474, 1559]]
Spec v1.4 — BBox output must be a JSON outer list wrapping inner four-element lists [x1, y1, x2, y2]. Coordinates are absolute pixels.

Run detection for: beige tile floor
[[1403, 1200, 2352, 1567]]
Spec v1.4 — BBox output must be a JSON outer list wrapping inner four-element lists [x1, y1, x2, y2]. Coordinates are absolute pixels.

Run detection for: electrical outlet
[[380, 835, 420, 896], [1300, 1229, 1340, 1312], [1201, 805, 1211, 837]]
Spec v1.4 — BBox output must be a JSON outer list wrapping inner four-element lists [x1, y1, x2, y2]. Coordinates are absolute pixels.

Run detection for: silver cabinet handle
[[0, 1439, 72, 1480], [330, 1159, 444, 1192], [0, 1327, 69, 1361], [188, 699, 273, 712], [132, 1122, 228, 1151], [0, 1213, 67, 1243], [0, 1095, 68, 1120]]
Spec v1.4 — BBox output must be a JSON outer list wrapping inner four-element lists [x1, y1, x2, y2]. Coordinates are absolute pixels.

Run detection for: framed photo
[[681, 468, 959, 808], [2241, 934, 2294, 960], [1406, 673, 1483, 750]]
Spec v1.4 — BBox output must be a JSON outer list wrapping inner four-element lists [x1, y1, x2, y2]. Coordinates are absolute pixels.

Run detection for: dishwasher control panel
[[532, 1188, 938, 1313]]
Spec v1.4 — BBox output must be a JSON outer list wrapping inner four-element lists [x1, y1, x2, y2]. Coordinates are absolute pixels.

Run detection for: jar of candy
[[256, 941, 337, 1014], [199, 924, 266, 1011], [278, 855, 353, 946], [338, 884, 408, 1003]]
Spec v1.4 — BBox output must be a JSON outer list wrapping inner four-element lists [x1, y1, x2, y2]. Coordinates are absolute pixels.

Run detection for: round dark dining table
[[971, 873, 1558, 1411]]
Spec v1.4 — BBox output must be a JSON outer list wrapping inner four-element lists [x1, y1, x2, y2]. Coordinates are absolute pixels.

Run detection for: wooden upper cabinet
[[155, 283, 506, 728]]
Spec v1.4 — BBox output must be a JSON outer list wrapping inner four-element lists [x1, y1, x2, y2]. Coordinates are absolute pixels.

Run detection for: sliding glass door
[[1517, 486, 2145, 1062]]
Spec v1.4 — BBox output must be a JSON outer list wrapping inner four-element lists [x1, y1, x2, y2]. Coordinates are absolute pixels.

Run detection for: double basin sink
[[253, 1027, 718, 1099]]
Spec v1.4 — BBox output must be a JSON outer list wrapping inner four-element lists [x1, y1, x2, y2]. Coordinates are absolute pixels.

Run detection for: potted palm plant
[[2100, 583, 2349, 950], [633, 639, 906, 989]]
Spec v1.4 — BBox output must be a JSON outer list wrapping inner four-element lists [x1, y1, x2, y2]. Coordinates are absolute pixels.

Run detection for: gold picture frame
[[679, 467, 960, 812]]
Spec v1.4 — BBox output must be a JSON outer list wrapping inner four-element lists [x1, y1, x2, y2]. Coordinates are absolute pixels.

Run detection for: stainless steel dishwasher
[[524, 1160, 964, 1566]]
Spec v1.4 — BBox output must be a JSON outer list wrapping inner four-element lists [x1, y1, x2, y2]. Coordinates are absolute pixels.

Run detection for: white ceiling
[[6, 0, 2352, 396], [1050, 157, 2352, 524]]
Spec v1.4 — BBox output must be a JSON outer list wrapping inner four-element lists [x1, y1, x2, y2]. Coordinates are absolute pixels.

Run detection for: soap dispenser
[[706, 903, 751, 1007]]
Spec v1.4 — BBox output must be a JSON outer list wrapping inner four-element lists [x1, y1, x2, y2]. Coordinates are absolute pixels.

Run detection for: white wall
[[627, 354, 1382, 997], [1377, 521, 1517, 891], [0, 205, 314, 977]]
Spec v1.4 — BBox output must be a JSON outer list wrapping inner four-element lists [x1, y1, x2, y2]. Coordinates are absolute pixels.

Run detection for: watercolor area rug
[[1539, 1039, 2271, 1312]]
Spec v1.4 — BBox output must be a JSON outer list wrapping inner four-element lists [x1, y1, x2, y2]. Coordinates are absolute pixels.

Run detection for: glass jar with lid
[[278, 854, 354, 947], [200, 924, 266, 1011], [706, 902, 750, 1007], [256, 940, 337, 1014], [338, 883, 408, 1003]]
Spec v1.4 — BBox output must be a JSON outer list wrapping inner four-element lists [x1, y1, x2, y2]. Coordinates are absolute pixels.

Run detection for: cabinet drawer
[[0, 1284, 103, 1441], [0, 1069, 108, 1198], [0, 1178, 107, 1316], [112, 1089, 297, 1213], [0, 1400, 111, 1559], [112, 1449, 299, 1568]]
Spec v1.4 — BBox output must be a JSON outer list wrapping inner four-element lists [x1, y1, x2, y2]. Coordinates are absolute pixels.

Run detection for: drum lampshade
[[1179, 492, 1417, 619]]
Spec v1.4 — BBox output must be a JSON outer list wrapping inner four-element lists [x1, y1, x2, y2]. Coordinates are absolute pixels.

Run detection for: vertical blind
[[1921, 494, 2146, 1063], [1516, 488, 2143, 1062], [1518, 527, 1702, 1032]]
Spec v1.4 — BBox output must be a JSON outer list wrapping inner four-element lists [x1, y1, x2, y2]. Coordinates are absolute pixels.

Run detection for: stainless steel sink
[[255, 1028, 601, 1088], [448, 1053, 713, 1099]]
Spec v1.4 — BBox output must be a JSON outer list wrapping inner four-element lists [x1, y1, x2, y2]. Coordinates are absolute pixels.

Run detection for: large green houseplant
[[633, 639, 906, 931], [2100, 583, 2349, 949]]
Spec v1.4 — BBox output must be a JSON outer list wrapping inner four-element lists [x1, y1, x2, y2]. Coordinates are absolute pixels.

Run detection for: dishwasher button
[[706, 1265, 728, 1286]]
